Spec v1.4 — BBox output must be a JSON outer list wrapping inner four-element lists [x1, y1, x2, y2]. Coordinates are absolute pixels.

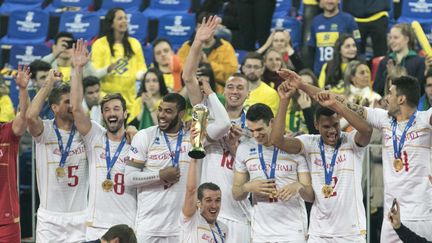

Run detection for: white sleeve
[[296, 155, 310, 173], [205, 93, 231, 141], [82, 121, 105, 146], [234, 144, 248, 173], [128, 129, 150, 162], [296, 134, 311, 155], [33, 120, 51, 144], [365, 107, 388, 129]]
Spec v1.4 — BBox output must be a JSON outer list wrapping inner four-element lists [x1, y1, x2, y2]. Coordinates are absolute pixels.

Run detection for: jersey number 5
[[68, 165, 79, 187]]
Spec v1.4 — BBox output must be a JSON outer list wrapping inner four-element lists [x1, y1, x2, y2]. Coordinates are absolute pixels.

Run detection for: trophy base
[[188, 148, 206, 159]]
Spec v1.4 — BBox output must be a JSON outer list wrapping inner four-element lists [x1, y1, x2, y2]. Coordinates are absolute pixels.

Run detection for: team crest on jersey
[[330, 24, 338, 31], [154, 137, 160, 145], [249, 148, 257, 155], [130, 146, 138, 154]]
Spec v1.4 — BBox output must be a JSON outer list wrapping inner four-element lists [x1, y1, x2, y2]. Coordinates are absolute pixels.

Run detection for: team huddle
[[1, 15, 432, 243]]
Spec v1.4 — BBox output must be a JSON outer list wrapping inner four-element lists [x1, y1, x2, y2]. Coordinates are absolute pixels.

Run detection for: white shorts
[[36, 207, 86, 243], [308, 234, 365, 243], [381, 217, 432, 242], [219, 217, 251, 243], [85, 225, 109, 241], [137, 235, 179, 243]]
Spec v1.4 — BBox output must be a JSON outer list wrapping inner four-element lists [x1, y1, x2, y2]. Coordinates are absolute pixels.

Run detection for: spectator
[[307, 0, 361, 75], [343, 0, 390, 57], [152, 38, 183, 92], [84, 224, 137, 243], [91, 7, 147, 121], [235, 0, 276, 51], [241, 52, 279, 115], [82, 76, 103, 125], [136, 68, 168, 130], [345, 60, 381, 107], [318, 34, 359, 95], [373, 23, 425, 96], [177, 12, 238, 93], [0, 75, 15, 122], [262, 48, 285, 89], [257, 29, 304, 72], [418, 69, 432, 111], [28, 60, 54, 119]]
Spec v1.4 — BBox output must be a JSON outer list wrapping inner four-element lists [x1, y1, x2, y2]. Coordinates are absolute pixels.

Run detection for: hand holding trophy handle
[[188, 104, 209, 159]]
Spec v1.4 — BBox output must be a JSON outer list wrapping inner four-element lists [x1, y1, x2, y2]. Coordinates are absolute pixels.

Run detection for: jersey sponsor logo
[[318, 24, 325, 30], [384, 130, 422, 143], [248, 163, 295, 172], [53, 145, 86, 157], [313, 153, 347, 167], [99, 152, 128, 165], [200, 232, 217, 243], [316, 32, 339, 47], [249, 147, 257, 155], [130, 146, 138, 154], [114, 58, 129, 75], [148, 146, 188, 160]]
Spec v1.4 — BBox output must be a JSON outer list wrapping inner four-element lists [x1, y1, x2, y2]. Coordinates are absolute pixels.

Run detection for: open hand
[[15, 65, 31, 89], [195, 15, 221, 43], [71, 39, 90, 68]]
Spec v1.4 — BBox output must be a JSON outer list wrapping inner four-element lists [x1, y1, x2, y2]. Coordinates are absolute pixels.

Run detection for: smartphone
[[64, 39, 76, 49]]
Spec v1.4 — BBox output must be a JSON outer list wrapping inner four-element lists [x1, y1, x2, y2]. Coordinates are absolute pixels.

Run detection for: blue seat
[[397, 0, 432, 23], [44, 0, 93, 15], [96, 0, 141, 16], [0, 10, 49, 45], [8, 44, 51, 68], [143, 0, 190, 19], [271, 17, 302, 49], [0, 0, 43, 15], [235, 49, 248, 70], [273, 0, 292, 18], [142, 43, 153, 66], [59, 12, 100, 41], [127, 11, 148, 44], [157, 13, 195, 51]]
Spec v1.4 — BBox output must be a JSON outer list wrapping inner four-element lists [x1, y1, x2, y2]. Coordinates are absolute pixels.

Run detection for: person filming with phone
[[389, 198, 432, 243]]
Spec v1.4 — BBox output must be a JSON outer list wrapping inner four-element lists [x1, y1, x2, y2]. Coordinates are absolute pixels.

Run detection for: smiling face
[[111, 9, 128, 34], [315, 113, 340, 146], [340, 37, 357, 62], [157, 101, 181, 132], [199, 189, 221, 225], [247, 119, 272, 145], [385, 85, 402, 117], [389, 27, 409, 53], [224, 76, 249, 108], [320, 0, 339, 13], [102, 99, 127, 134]]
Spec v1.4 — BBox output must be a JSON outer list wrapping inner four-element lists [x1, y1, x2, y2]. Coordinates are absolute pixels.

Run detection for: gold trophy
[[188, 104, 209, 159]]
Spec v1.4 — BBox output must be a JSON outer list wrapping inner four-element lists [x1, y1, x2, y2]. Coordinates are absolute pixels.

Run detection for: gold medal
[[102, 179, 114, 192], [56, 167, 65, 178], [322, 184, 333, 198], [393, 158, 404, 172]]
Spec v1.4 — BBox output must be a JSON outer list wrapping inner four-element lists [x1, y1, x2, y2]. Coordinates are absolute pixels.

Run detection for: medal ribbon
[[391, 111, 416, 159], [240, 110, 246, 129], [258, 145, 279, 179], [105, 134, 127, 180], [162, 127, 184, 167], [53, 121, 76, 168], [210, 222, 225, 243], [319, 137, 341, 185]]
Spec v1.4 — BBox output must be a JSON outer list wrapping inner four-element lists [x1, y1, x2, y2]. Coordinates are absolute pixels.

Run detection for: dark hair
[[197, 182, 220, 201], [298, 69, 318, 87], [48, 83, 70, 106], [425, 69, 432, 80], [104, 8, 134, 58], [102, 224, 137, 243], [391, 23, 417, 50], [139, 68, 169, 96], [242, 52, 264, 67], [315, 106, 336, 122], [196, 11, 212, 24], [392, 75, 420, 107], [325, 34, 357, 88], [162, 93, 186, 112], [29, 60, 51, 80], [152, 38, 173, 70], [54, 32, 74, 45], [246, 103, 273, 125], [83, 76, 100, 90], [101, 93, 127, 112], [198, 62, 216, 92]]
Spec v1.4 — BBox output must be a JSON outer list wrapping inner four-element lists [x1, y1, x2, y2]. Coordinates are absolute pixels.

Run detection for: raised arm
[[269, 82, 303, 154], [70, 39, 92, 136], [12, 65, 31, 136], [181, 15, 220, 105], [316, 91, 372, 147], [26, 70, 61, 137], [182, 128, 201, 217], [202, 81, 230, 141]]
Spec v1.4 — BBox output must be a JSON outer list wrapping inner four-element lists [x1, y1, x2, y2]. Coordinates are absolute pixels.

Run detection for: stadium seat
[[142, 0, 190, 20], [44, 0, 93, 15], [0, 0, 44, 15], [142, 43, 154, 67], [273, 0, 292, 18], [235, 49, 248, 71], [59, 12, 100, 41], [271, 17, 302, 50], [397, 0, 432, 23], [96, 0, 142, 17], [157, 13, 195, 51], [0, 10, 49, 46], [8, 44, 51, 68], [127, 12, 148, 44], [371, 56, 384, 85]]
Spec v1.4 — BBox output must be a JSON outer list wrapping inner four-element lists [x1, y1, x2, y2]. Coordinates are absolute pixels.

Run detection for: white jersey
[[297, 132, 366, 237], [83, 121, 136, 229], [180, 211, 228, 243], [235, 138, 308, 242], [129, 125, 191, 236], [34, 119, 88, 212], [365, 107, 432, 220], [201, 115, 251, 223]]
